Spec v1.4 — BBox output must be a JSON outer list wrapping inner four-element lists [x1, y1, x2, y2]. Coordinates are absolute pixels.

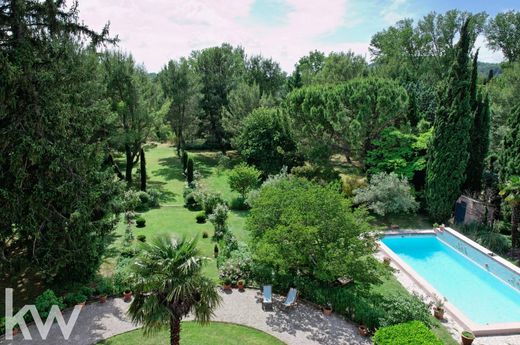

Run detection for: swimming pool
[[380, 228, 520, 335]]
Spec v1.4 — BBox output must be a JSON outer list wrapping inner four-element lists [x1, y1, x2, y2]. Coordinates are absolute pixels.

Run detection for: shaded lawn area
[[371, 276, 458, 345], [371, 212, 432, 230], [113, 144, 249, 280], [97, 321, 286, 345]]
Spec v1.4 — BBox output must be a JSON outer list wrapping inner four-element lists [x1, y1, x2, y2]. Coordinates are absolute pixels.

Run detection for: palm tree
[[500, 176, 520, 249], [128, 235, 221, 345]]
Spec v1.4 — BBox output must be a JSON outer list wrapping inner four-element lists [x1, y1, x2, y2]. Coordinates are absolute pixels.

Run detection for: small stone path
[[1, 289, 371, 345]]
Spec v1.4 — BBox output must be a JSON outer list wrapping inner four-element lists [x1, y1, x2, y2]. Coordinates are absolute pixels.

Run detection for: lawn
[[97, 321, 285, 345], [112, 144, 249, 280]]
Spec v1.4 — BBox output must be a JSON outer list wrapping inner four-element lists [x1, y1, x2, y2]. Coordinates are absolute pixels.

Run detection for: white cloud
[[78, 0, 369, 72]]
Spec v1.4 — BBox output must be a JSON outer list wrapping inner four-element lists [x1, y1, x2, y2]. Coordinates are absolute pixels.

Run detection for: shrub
[[195, 212, 207, 224], [184, 192, 201, 210], [459, 222, 511, 255], [187, 157, 194, 183], [202, 231, 209, 238], [201, 192, 226, 215], [137, 234, 146, 242], [354, 172, 419, 216], [218, 244, 253, 282], [35, 290, 65, 318], [64, 292, 87, 306], [135, 216, 146, 228], [228, 163, 261, 199], [341, 174, 367, 197], [146, 188, 161, 208], [291, 164, 340, 185], [378, 293, 432, 328], [229, 196, 249, 210], [209, 203, 229, 240], [373, 321, 442, 345], [94, 277, 114, 296]]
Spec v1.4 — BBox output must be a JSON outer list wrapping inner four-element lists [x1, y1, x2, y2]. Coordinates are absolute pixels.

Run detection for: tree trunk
[[512, 204, 519, 249], [170, 316, 181, 345], [140, 148, 146, 192], [125, 144, 133, 185]]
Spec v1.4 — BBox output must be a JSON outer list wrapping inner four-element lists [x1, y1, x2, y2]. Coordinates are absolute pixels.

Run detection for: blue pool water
[[382, 235, 520, 325]]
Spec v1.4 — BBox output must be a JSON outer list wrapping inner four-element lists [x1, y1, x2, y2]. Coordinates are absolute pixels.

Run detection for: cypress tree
[[181, 150, 188, 173], [426, 19, 474, 221], [140, 148, 147, 191], [187, 157, 194, 183], [499, 105, 520, 182], [464, 50, 490, 193]]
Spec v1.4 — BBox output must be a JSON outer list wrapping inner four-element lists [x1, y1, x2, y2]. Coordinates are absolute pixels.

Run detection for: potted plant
[[358, 324, 369, 337], [237, 279, 245, 290], [223, 278, 232, 290], [123, 289, 133, 303], [383, 256, 391, 265], [461, 331, 475, 345], [323, 303, 333, 316], [433, 295, 446, 320], [461, 330, 475, 345]]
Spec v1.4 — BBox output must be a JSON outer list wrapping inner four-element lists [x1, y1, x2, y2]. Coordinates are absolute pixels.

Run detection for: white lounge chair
[[283, 288, 298, 309], [262, 285, 272, 310]]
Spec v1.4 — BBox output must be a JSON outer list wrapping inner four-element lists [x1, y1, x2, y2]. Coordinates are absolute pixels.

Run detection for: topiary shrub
[[187, 158, 194, 183], [202, 231, 209, 238], [35, 290, 65, 318], [373, 321, 442, 345], [195, 212, 207, 224], [135, 216, 146, 228], [181, 151, 189, 173], [184, 192, 201, 210], [137, 234, 146, 242]]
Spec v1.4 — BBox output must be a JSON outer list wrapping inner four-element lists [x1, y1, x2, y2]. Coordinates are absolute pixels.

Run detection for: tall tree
[[158, 58, 201, 155], [221, 81, 261, 142], [464, 51, 491, 193], [0, 0, 120, 283], [140, 147, 147, 191], [286, 77, 408, 165], [104, 52, 161, 185], [499, 105, 520, 182], [192, 44, 245, 149], [426, 19, 474, 221], [485, 10, 520, 63], [245, 55, 286, 97], [128, 235, 221, 345]]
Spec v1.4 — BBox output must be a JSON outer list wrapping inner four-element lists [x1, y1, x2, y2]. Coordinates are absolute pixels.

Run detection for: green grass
[[114, 144, 250, 280], [372, 212, 432, 230], [97, 321, 285, 345], [371, 275, 458, 345]]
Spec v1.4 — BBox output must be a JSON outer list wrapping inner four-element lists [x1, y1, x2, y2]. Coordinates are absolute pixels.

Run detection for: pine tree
[[464, 50, 491, 193], [187, 158, 194, 183], [426, 19, 474, 221], [499, 105, 520, 182]]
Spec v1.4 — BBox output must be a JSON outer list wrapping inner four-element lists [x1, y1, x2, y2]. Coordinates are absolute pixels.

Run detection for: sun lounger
[[262, 285, 272, 310], [283, 288, 297, 308]]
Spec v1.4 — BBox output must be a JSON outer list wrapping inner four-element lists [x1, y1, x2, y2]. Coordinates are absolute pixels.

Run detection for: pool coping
[[379, 227, 520, 336]]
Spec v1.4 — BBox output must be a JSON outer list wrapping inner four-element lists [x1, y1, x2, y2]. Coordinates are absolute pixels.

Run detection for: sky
[[78, 0, 520, 72]]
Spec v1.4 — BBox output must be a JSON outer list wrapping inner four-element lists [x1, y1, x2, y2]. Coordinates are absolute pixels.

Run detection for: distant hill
[[478, 62, 501, 78]]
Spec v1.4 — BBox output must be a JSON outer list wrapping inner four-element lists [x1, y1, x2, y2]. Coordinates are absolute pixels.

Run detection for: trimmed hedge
[[373, 321, 442, 345]]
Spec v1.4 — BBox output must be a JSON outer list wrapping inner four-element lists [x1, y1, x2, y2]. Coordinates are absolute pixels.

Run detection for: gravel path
[[1, 289, 371, 345]]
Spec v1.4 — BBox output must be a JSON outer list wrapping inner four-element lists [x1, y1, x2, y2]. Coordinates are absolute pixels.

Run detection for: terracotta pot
[[223, 284, 231, 290], [123, 291, 133, 302], [237, 282, 245, 290], [99, 295, 107, 304], [433, 307, 444, 320], [323, 307, 332, 316], [358, 325, 369, 337], [461, 331, 475, 345]]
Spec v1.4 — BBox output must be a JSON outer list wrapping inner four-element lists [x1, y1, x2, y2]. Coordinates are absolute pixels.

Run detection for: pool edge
[[379, 228, 520, 336]]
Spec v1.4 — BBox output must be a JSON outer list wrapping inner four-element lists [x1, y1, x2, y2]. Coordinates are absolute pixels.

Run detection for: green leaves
[[228, 163, 261, 199]]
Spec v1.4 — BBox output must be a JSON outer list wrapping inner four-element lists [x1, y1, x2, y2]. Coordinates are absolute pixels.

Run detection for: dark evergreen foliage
[[499, 105, 520, 182], [426, 19, 474, 221], [140, 148, 147, 191], [187, 157, 194, 183]]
